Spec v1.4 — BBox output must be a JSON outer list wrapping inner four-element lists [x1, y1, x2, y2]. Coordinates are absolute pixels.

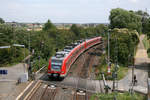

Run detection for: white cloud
[[129, 0, 138, 3], [1, 0, 150, 23]]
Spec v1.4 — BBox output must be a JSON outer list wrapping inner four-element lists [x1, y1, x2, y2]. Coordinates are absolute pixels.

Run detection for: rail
[[148, 78, 150, 100], [35, 65, 46, 75], [24, 80, 42, 100]]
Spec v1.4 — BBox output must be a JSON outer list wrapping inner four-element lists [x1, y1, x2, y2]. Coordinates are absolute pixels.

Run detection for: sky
[[0, 0, 150, 23]]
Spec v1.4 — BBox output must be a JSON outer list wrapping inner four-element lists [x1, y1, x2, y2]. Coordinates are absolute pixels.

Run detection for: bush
[[31, 58, 48, 72], [91, 92, 146, 100], [0, 47, 29, 67], [147, 48, 150, 58], [109, 28, 139, 66]]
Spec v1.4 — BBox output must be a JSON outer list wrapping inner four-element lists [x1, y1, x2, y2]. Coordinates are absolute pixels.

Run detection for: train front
[[48, 56, 63, 77], [48, 52, 65, 78], [48, 57, 63, 77]]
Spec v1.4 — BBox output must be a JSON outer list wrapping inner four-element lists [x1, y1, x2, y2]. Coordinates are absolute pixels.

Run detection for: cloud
[[129, 0, 138, 3], [1, 0, 149, 23]]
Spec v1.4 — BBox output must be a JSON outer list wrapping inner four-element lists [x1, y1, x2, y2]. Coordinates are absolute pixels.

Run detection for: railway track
[[72, 90, 91, 100], [40, 84, 58, 100], [25, 82, 59, 100], [67, 43, 102, 78], [24, 81, 92, 100], [73, 91, 86, 100], [19, 43, 104, 100]]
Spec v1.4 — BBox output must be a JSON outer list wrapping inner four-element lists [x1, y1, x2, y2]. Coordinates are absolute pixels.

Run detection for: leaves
[[109, 8, 142, 33], [0, 18, 5, 24], [110, 28, 139, 65], [0, 18, 107, 67], [42, 19, 56, 31]]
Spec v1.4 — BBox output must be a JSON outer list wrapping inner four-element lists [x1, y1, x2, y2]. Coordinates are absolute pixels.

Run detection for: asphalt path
[[117, 35, 149, 94], [0, 63, 29, 100]]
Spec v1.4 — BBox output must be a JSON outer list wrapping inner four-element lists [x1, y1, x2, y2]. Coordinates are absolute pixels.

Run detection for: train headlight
[[61, 71, 64, 73]]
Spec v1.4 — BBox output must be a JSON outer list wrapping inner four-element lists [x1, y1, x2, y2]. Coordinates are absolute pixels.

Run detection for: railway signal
[[107, 29, 112, 75], [107, 66, 111, 75], [107, 62, 111, 75]]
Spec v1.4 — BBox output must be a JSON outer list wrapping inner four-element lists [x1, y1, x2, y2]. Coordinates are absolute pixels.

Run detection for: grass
[[143, 35, 149, 50], [31, 58, 48, 72], [96, 64, 128, 80], [95, 53, 128, 80], [142, 35, 150, 58], [90, 92, 146, 100]]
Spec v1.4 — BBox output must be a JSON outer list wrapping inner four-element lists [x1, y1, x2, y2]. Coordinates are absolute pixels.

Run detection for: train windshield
[[51, 59, 63, 71]]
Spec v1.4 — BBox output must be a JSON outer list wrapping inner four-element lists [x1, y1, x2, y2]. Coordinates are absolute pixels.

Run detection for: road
[[0, 63, 29, 100], [118, 35, 149, 94]]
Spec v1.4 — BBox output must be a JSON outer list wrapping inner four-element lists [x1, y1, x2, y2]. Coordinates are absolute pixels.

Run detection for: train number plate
[[53, 74, 58, 77]]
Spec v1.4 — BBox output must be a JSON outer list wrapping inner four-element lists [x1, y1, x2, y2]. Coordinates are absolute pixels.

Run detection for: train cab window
[[51, 59, 63, 71]]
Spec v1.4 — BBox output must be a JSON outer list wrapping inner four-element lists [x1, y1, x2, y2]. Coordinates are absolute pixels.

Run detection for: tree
[[95, 24, 108, 36], [42, 19, 56, 31], [70, 24, 80, 37], [110, 28, 139, 65], [135, 10, 150, 34], [109, 8, 142, 33], [145, 18, 150, 38], [0, 24, 29, 66], [0, 18, 5, 24]]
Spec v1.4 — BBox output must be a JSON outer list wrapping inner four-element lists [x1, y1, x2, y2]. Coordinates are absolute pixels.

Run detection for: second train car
[[47, 36, 102, 78]]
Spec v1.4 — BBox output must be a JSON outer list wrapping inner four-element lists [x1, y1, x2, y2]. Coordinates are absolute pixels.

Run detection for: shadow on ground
[[134, 62, 150, 78]]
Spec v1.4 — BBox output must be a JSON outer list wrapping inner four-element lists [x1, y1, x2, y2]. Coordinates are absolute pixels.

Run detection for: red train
[[47, 37, 102, 78]]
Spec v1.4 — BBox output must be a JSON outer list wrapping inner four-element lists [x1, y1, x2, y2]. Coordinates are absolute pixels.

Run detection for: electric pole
[[108, 29, 111, 64]]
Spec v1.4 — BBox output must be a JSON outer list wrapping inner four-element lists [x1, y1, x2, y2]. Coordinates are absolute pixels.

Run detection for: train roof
[[51, 36, 101, 60], [51, 51, 68, 60]]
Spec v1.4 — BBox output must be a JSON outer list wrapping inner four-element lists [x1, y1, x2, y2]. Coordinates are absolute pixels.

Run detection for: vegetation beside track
[[0, 19, 108, 69], [142, 35, 150, 58], [0, 47, 29, 67], [96, 64, 128, 80], [109, 28, 139, 66], [1, 8, 150, 72], [30, 58, 48, 72], [90, 92, 146, 100], [95, 49, 128, 80]]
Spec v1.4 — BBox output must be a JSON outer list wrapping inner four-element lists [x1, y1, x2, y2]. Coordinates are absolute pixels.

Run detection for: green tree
[[0, 24, 30, 66], [146, 18, 150, 38], [95, 24, 108, 36], [42, 19, 56, 31], [0, 24, 13, 46], [135, 10, 150, 34], [70, 24, 80, 37], [109, 8, 142, 33], [0, 18, 5, 24], [110, 28, 139, 65]]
